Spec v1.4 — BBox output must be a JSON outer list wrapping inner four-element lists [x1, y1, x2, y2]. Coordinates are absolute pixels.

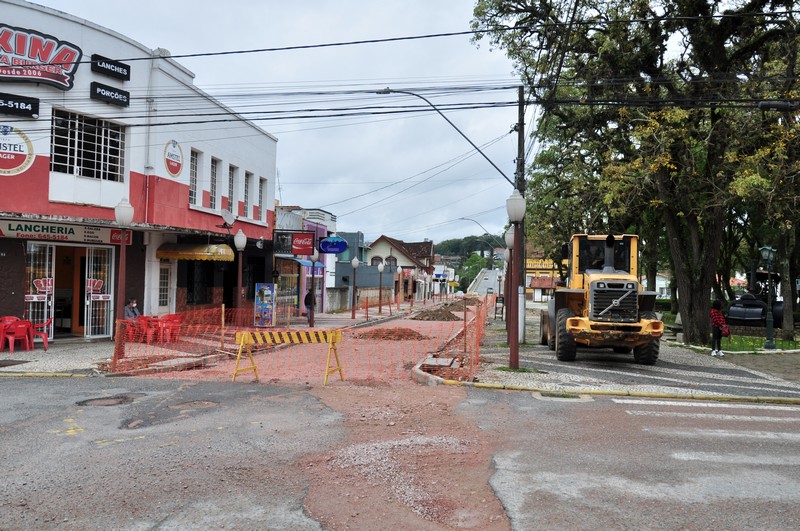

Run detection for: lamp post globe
[[504, 225, 515, 249], [506, 188, 526, 222]]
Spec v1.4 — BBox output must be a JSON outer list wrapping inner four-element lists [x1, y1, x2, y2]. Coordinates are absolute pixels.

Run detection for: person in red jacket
[[710, 300, 727, 357]]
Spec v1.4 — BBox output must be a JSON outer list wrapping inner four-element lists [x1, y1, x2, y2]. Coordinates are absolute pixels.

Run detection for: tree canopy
[[473, 0, 800, 342]]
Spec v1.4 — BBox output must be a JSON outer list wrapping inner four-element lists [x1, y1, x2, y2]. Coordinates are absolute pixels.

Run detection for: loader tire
[[633, 312, 660, 364], [555, 308, 577, 362]]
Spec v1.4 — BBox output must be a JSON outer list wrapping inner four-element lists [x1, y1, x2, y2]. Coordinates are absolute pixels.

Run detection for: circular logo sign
[[164, 139, 183, 177], [0, 125, 35, 175]]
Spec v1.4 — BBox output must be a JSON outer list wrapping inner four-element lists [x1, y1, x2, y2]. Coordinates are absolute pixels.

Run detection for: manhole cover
[[77, 393, 145, 406]]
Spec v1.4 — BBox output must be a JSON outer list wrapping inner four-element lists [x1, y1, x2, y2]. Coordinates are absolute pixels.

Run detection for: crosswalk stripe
[[642, 427, 800, 441], [671, 451, 800, 465], [626, 410, 800, 422], [613, 398, 800, 412]]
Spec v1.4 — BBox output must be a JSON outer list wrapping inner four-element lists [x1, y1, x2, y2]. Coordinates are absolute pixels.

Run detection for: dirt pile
[[411, 309, 461, 321], [354, 328, 429, 340]]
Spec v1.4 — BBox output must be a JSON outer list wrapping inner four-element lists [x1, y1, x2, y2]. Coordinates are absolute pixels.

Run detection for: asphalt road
[[2, 377, 799, 529]]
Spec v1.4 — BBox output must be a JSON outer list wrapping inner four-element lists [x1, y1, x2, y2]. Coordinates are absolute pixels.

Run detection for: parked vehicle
[[539, 234, 664, 364]]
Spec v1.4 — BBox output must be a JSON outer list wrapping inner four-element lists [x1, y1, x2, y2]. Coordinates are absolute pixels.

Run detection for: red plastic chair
[[32, 318, 53, 351], [160, 314, 182, 342], [6, 321, 32, 353], [130, 316, 157, 344]]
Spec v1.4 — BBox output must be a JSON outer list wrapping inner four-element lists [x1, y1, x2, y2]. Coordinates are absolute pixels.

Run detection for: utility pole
[[516, 86, 526, 344]]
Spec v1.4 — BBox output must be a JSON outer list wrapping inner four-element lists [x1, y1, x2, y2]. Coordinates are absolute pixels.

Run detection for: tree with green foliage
[[473, 0, 798, 343]]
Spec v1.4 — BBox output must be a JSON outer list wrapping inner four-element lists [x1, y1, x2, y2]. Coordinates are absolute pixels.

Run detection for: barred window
[[189, 150, 199, 205], [210, 158, 219, 210], [228, 165, 237, 212], [186, 261, 212, 305], [259, 177, 266, 221], [51, 109, 125, 181], [244, 171, 252, 218]]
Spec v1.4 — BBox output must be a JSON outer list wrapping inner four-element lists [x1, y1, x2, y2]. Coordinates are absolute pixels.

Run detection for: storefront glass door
[[84, 247, 113, 337], [25, 243, 55, 339]]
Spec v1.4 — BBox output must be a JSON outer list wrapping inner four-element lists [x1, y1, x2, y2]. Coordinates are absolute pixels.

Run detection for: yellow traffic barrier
[[233, 329, 344, 384]]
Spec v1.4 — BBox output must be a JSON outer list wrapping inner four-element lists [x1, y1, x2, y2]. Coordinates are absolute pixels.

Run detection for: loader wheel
[[633, 312, 660, 364], [555, 308, 577, 362]]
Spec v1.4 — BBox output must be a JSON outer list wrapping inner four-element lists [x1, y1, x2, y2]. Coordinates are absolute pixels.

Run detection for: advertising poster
[[254, 283, 276, 327]]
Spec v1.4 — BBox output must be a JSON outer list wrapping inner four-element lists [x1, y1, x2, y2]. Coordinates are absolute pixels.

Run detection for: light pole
[[377, 261, 384, 314], [114, 198, 134, 335], [759, 245, 777, 349], [505, 224, 518, 368], [310, 249, 319, 327], [234, 229, 247, 313], [351, 257, 359, 319], [397, 266, 403, 307]]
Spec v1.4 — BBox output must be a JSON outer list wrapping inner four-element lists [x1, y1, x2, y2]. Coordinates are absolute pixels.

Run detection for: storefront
[[1, 218, 136, 339]]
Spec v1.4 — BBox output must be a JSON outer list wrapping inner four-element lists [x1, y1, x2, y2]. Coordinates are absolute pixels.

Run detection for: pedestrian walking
[[710, 299, 728, 357], [304, 289, 315, 325]]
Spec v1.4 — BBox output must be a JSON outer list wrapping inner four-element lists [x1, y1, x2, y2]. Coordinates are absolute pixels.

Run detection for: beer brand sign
[[0, 125, 35, 175], [164, 140, 183, 177], [0, 24, 82, 90]]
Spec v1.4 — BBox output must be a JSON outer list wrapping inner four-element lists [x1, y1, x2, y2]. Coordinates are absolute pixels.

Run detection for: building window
[[385, 256, 397, 267], [228, 165, 237, 213], [259, 178, 266, 221], [371, 256, 383, 266], [50, 109, 125, 181], [189, 150, 199, 206], [209, 158, 219, 209], [158, 266, 170, 307], [244, 171, 252, 218]]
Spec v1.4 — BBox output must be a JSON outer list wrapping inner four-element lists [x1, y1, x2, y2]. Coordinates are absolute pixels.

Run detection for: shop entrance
[[25, 243, 115, 339]]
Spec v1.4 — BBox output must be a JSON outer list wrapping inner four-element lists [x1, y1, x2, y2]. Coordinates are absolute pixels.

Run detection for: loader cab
[[567, 235, 638, 289]]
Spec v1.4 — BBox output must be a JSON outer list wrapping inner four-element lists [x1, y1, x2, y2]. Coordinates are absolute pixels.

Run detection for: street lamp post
[[397, 266, 403, 309], [234, 229, 247, 314], [377, 262, 384, 314], [310, 249, 319, 328], [114, 198, 134, 337], [351, 257, 360, 319], [507, 188, 526, 369], [759, 245, 777, 349], [505, 225, 518, 368]]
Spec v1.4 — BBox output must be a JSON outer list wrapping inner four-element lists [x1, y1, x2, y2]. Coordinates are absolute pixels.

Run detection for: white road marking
[[613, 398, 800, 412], [626, 410, 800, 422], [642, 427, 800, 441], [671, 451, 800, 465]]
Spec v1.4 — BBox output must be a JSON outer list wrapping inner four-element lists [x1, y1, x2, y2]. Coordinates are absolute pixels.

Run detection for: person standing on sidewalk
[[710, 300, 728, 357], [304, 289, 315, 326]]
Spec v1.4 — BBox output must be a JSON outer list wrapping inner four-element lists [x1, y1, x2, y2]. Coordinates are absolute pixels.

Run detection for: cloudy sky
[[34, 0, 528, 245]]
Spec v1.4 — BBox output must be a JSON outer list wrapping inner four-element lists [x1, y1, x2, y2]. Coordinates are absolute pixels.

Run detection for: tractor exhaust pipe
[[603, 235, 616, 273]]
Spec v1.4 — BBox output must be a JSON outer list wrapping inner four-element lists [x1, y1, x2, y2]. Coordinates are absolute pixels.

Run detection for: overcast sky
[[33, 0, 527, 245]]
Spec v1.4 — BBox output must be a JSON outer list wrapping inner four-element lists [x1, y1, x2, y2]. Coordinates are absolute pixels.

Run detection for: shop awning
[[156, 243, 235, 261], [278, 257, 325, 268]]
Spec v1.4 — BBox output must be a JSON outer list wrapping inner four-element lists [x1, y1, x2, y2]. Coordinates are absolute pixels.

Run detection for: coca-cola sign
[[292, 233, 314, 255]]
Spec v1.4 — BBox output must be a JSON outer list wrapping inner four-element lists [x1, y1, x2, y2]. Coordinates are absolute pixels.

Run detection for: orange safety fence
[[111, 297, 489, 383]]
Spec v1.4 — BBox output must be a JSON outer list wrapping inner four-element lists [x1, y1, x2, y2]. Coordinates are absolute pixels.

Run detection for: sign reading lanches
[[90, 54, 130, 81], [0, 24, 82, 90]]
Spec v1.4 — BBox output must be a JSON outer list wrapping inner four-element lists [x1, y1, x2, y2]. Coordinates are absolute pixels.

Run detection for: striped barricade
[[233, 329, 344, 384]]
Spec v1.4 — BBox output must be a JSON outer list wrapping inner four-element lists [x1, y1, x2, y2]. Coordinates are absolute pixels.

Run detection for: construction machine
[[539, 234, 663, 364]]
